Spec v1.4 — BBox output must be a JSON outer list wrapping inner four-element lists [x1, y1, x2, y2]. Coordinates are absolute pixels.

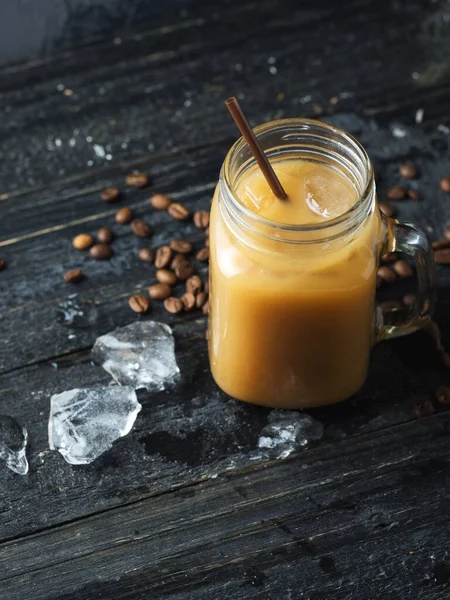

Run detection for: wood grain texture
[[1, 0, 450, 598]]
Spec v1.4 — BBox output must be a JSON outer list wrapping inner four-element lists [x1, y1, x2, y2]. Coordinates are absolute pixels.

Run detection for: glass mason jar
[[208, 118, 435, 409]]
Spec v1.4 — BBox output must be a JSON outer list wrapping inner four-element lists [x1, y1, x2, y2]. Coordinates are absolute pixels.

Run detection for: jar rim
[[221, 117, 374, 237]]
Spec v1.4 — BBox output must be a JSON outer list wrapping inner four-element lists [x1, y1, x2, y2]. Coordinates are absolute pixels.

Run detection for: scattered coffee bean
[[126, 172, 149, 188], [444, 226, 450, 240], [204, 227, 209, 238], [148, 283, 172, 300], [174, 261, 195, 280], [115, 207, 134, 224], [381, 252, 398, 263], [156, 269, 177, 286], [399, 164, 418, 180], [434, 248, 450, 264], [168, 202, 190, 221], [151, 193, 172, 210], [164, 296, 184, 314], [205, 238, 210, 248], [155, 246, 173, 268], [128, 294, 149, 314], [171, 253, 188, 271], [100, 186, 120, 203], [407, 189, 419, 201], [202, 299, 209, 315], [195, 291, 207, 309], [403, 294, 416, 306], [435, 385, 450, 406], [97, 227, 114, 244], [196, 247, 209, 262], [63, 268, 84, 283], [73, 233, 94, 250], [377, 265, 396, 284], [0, 257, 6, 271], [379, 202, 396, 218], [386, 185, 406, 200], [131, 219, 152, 238], [393, 260, 413, 278], [413, 400, 435, 418], [204, 280, 209, 295], [186, 275, 202, 295], [181, 292, 196, 311], [170, 239, 192, 254], [90, 243, 113, 260], [440, 177, 450, 193], [193, 210, 210, 229], [138, 247, 155, 263], [432, 239, 450, 250]]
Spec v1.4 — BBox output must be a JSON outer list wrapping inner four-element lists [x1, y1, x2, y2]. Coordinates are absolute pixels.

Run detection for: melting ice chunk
[[92, 321, 179, 391], [0, 415, 29, 475], [258, 410, 324, 458], [305, 170, 356, 220], [48, 387, 141, 465]]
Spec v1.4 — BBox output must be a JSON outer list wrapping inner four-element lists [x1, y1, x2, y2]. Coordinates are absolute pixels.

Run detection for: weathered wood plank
[[0, 412, 449, 599]]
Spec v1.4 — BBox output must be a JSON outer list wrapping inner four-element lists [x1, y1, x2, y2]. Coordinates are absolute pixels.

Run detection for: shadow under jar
[[208, 118, 435, 409]]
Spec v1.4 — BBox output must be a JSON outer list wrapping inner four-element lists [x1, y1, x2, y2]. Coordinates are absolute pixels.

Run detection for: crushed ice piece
[[415, 108, 424, 124], [49, 387, 141, 465], [258, 410, 324, 458], [0, 415, 29, 475], [391, 125, 407, 138], [93, 144, 106, 158], [92, 321, 179, 391]]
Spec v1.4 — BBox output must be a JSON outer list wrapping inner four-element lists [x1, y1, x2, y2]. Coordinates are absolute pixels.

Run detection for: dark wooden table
[[1, 1, 450, 598]]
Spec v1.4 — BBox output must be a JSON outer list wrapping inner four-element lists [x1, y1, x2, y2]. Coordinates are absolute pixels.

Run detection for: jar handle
[[376, 216, 436, 341]]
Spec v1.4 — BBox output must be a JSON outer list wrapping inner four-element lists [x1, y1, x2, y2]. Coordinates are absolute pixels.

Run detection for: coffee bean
[[129, 294, 149, 314], [138, 248, 155, 263], [204, 227, 209, 238], [193, 210, 210, 229], [435, 385, 450, 406], [168, 202, 190, 220], [377, 265, 396, 284], [204, 280, 209, 295], [387, 185, 406, 200], [126, 172, 149, 188], [440, 177, 450, 193], [97, 227, 114, 244], [100, 186, 120, 202], [196, 248, 209, 262], [131, 219, 152, 238], [393, 260, 413, 278], [0, 257, 6, 271], [155, 246, 173, 269], [381, 252, 398, 264], [115, 207, 134, 224], [202, 299, 209, 315], [186, 275, 202, 295], [205, 238, 210, 248], [434, 248, 450, 264], [90, 243, 113, 260], [171, 253, 188, 271], [151, 193, 172, 210], [175, 261, 195, 280], [433, 239, 450, 250], [148, 283, 172, 300], [399, 164, 418, 180], [195, 291, 207, 308], [170, 239, 192, 254], [181, 292, 196, 311], [156, 269, 177, 286], [407, 189, 419, 201], [444, 226, 450, 240], [164, 297, 184, 314], [63, 268, 84, 283], [379, 203, 396, 218], [73, 233, 94, 250], [413, 400, 435, 418], [403, 294, 416, 306]]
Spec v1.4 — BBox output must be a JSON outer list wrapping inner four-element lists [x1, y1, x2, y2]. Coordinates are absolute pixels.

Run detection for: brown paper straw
[[225, 97, 287, 200]]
